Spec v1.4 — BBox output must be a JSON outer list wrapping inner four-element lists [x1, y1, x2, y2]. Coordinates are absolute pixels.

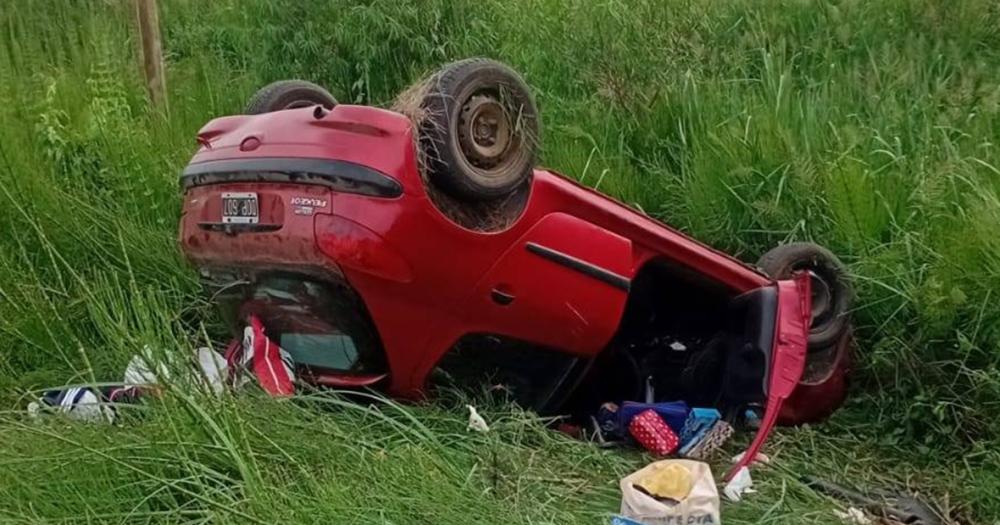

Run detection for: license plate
[[221, 192, 259, 224]]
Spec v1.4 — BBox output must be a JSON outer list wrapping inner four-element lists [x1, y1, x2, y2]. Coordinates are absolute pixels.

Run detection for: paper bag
[[620, 459, 720, 525]]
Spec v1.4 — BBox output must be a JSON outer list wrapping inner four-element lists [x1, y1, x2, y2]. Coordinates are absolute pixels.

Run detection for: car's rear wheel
[[414, 58, 540, 201], [757, 242, 852, 349], [245, 80, 337, 114]]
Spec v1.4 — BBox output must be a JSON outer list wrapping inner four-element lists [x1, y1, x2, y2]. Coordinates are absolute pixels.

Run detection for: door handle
[[491, 288, 515, 306]]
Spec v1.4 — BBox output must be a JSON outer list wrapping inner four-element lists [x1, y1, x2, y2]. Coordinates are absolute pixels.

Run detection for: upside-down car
[[178, 59, 855, 478]]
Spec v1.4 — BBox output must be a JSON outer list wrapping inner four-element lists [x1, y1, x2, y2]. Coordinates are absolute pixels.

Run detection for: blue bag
[[618, 400, 690, 433]]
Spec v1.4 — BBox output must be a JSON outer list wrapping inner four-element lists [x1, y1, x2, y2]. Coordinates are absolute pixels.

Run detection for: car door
[[463, 212, 633, 355]]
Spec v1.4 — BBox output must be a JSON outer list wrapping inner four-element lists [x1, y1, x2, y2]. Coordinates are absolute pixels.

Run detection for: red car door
[[462, 212, 634, 355], [727, 272, 811, 480]]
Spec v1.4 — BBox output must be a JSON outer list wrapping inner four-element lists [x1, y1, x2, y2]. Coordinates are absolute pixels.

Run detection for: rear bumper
[[179, 183, 341, 280]]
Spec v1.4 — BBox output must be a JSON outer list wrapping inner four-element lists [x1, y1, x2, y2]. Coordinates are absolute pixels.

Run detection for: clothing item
[[681, 420, 734, 460], [28, 385, 145, 424], [29, 314, 299, 423], [678, 407, 721, 447]]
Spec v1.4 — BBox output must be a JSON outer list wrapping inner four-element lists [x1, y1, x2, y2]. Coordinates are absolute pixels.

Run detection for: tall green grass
[[2, 0, 1000, 522]]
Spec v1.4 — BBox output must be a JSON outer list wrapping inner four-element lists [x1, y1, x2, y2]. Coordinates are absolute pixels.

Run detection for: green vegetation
[[2, 0, 999, 522]]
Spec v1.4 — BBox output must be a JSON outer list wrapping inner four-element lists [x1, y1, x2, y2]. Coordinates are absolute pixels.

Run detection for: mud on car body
[[178, 59, 854, 476]]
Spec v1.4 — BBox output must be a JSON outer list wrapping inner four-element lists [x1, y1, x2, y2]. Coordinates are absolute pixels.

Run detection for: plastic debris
[[730, 451, 771, 465], [723, 466, 755, 502], [123, 346, 173, 387], [232, 316, 296, 396], [46, 388, 112, 423], [28, 316, 302, 423], [832, 507, 872, 525], [467, 405, 490, 432], [196, 347, 228, 395]]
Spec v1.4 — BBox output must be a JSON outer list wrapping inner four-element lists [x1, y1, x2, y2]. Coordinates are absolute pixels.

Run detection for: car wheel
[[245, 80, 337, 114], [415, 58, 540, 201], [757, 242, 852, 348]]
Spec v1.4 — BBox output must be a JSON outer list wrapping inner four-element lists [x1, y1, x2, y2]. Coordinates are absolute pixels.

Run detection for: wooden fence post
[[135, 0, 167, 111]]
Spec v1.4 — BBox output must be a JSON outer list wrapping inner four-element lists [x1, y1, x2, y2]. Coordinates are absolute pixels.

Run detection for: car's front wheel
[[758, 242, 854, 425], [757, 242, 852, 348]]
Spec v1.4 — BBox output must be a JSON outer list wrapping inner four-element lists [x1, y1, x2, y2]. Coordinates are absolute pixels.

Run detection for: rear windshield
[[215, 275, 383, 373]]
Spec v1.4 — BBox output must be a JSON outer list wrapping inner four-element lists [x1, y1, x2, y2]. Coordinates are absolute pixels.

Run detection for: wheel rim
[[458, 94, 517, 173], [284, 99, 321, 110]]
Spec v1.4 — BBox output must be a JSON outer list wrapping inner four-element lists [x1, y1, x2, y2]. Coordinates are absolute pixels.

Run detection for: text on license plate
[[221, 192, 259, 224]]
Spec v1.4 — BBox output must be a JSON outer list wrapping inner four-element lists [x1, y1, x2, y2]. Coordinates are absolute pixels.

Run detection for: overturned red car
[[179, 59, 854, 475]]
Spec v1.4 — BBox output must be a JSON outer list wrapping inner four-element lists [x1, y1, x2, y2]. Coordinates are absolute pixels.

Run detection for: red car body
[[180, 104, 830, 478]]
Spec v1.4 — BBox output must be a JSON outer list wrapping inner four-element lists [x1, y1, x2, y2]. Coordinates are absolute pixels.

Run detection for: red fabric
[[629, 409, 679, 456], [555, 422, 583, 439], [223, 339, 242, 367], [247, 315, 295, 397]]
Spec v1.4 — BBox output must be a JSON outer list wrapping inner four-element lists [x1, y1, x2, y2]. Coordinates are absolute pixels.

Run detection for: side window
[[430, 334, 581, 413], [278, 333, 360, 370]]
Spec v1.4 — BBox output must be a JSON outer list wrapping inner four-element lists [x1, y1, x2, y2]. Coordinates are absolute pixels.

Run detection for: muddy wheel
[[416, 58, 540, 201], [757, 242, 852, 348], [245, 80, 337, 114]]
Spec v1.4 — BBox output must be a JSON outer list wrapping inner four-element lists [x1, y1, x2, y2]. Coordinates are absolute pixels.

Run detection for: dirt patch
[[391, 75, 530, 232]]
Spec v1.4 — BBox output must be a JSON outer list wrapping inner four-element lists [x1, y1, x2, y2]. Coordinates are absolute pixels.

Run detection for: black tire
[[757, 242, 852, 348], [245, 80, 337, 114], [416, 58, 540, 201]]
